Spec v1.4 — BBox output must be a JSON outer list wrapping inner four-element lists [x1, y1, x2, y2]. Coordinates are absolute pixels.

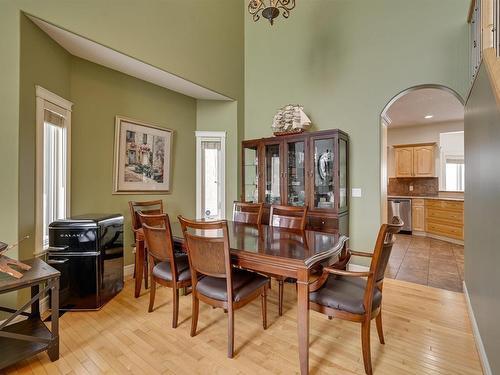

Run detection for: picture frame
[[113, 116, 173, 194]]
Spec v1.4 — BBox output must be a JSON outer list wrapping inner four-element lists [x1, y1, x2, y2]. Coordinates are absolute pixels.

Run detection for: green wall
[[18, 16, 72, 260], [70, 57, 197, 265], [464, 62, 499, 374], [0, 1, 244, 263], [245, 0, 469, 251]]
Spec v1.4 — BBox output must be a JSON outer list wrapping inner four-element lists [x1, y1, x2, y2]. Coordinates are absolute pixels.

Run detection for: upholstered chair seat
[[309, 276, 382, 315], [152, 254, 191, 282], [196, 268, 269, 302]]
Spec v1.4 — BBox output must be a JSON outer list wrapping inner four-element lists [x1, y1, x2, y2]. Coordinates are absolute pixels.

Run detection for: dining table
[[134, 221, 349, 375]]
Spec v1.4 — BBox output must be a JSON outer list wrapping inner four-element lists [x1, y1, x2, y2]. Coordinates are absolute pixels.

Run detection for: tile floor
[[385, 234, 465, 292]]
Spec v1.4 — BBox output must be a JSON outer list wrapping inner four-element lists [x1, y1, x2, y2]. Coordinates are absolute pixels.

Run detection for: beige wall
[[387, 121, 464, 179]]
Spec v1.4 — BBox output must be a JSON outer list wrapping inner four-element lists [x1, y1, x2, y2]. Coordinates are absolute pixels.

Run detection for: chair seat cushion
[[309, 275, 382, 315], [152, 254, 191, 282], [196, 268, 269, 302]]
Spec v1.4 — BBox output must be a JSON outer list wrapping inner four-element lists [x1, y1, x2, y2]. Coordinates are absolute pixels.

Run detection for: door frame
[[195, 131, 226, 219]]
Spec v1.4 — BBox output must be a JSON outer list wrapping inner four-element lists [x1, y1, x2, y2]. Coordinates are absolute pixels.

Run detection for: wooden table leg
[[296, 269, 310, 375], [48, 277, 59, 361], [134, 237, 144, 298]]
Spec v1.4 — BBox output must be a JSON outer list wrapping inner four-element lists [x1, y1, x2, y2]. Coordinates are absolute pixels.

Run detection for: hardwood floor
[[1, 277, 482, 375], [385, 234, 465, 292]]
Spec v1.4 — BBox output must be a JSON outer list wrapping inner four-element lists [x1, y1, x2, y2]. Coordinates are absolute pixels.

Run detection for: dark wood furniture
[[268, 204, 308, 316], [140, 213, 192, 328], [0, 258, 60, 370], [129, 199, 164, 298], [308, 220, 403, 375], [178, 217, 269, 358], [241, 129, 349, 234], [170, 220, 349, 374], [232, 201, 264, 225]]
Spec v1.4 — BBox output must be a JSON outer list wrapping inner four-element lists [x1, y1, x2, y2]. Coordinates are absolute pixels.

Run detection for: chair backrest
[[138, 212, 166, 229], [178, 216, 231, 279], [363, 217, 403, 311], [232, 201, 263, 225], [141, 214, 176, 276], [269, 205, 308, 230], [129, 200, 164, 232]]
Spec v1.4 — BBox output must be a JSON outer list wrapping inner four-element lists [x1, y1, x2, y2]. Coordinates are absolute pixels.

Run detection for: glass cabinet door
[[243, 145, 259, 203], [339, 138, 348, 210], [312, 137, 336, 209], [264, 143, 281, 204], [286, 141, 306, 206]]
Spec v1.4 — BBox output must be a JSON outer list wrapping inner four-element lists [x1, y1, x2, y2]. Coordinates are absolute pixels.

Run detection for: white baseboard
[[426, 233, 464, 245], [40, 295, 50, 315], [347, 263, 370, 272], [463, 281, 492, 375], [124, 264, 135, 280]]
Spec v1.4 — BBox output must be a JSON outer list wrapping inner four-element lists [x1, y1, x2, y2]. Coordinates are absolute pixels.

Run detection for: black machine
[[48, 214, 124, 310]]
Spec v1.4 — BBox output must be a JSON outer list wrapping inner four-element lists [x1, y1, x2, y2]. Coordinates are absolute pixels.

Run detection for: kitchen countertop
[[388, 195, 464, 202]]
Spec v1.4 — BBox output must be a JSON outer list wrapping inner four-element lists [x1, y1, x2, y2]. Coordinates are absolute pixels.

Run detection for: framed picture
[[113, 116, 173, 194]]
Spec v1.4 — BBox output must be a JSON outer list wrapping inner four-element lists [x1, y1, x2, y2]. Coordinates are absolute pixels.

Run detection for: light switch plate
[[352, 188, 362, 197]]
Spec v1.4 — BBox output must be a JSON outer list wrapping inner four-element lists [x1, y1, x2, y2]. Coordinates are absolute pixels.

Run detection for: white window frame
[[35, 86, 73, 254], [195, 131, 226, 220]]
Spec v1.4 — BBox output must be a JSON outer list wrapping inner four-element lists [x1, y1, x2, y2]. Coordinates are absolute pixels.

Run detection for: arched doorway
[[379, 84, 465, 291]]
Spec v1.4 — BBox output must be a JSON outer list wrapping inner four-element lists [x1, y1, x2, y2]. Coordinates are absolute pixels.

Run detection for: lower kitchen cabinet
[[425, 199, 464, 240], [411, 199, 425, 232]]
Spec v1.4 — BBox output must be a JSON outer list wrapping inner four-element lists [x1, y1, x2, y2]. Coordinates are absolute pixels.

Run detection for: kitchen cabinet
[[411, 199, 425, 232], [394, 143, 435, 178], [425, 199, 464, 240], [241, 129, 349, 234]]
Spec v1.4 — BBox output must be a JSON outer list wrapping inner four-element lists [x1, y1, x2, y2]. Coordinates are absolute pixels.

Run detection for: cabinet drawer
[[412, 199, 425, 207], [426, 220, 463, 240], [425, 199, 463, 211], [425, 208, 463, 224], [307, 216, 338, 233]]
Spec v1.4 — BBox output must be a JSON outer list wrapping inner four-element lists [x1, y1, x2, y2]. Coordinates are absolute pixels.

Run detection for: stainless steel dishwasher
[[388, 198, 411, 232]]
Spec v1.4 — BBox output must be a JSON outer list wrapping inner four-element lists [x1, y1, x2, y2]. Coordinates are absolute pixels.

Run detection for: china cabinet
[[241, 129, 349, 234]]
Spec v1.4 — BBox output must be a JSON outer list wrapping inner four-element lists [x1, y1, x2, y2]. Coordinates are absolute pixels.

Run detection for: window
[[196, 131, 226, 220], [36, 86, 73, 252], [445, 157, 465, 191]]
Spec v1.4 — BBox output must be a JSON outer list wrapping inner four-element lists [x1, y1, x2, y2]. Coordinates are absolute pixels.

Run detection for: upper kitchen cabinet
[[394, 143, 435, 177], [241, 129, 349, 234]]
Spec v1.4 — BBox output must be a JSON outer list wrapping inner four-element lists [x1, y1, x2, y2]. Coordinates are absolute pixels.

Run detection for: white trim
[[124, 264, 135, 280], [34, 87, 73, 256], [425, 233, 464, 245], [463, 282, 493, 375], [195, 131, 226, 219], [36, 85, 73, 110]]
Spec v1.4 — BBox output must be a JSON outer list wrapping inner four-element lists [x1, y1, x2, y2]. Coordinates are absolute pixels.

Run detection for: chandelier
[[248, 0, 296, 25]]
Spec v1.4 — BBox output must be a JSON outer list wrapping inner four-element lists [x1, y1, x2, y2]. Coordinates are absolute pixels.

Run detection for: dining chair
[[178, 216, 269, 358], [232, 201, 264, 225], [308, 218, 403, 375], [141, 213, 192, 328], [129, 200, 164, 289], [269, 204, 308, 315]]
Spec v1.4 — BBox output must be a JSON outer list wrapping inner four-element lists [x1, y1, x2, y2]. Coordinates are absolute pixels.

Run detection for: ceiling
[[28, 16, 231, 101], [383, 88, 464, 128]]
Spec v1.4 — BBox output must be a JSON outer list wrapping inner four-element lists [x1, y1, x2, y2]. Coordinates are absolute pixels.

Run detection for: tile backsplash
[[388, 177, 438, 196]]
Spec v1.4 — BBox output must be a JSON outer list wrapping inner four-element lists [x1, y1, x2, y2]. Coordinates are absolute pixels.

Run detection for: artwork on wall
[[113, 116, 173, 194]]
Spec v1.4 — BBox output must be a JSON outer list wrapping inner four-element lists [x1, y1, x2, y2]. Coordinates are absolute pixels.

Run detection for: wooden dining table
[[134, 221, 348, 375]]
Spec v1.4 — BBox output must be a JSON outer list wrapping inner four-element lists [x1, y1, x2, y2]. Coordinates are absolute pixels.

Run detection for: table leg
[[30, 285, 40, 319], [48, 277, 59, 361], [134, 237, 144, 298], [297, 269, 310, 375]]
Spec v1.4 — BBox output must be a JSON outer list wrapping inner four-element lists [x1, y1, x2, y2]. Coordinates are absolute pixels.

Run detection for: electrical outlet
[[351, 188, 362, 197], [409, 185, 414, 192]]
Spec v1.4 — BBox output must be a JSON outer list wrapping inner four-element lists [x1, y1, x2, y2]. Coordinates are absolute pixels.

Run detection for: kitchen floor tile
[[385, 234, 464, 293]]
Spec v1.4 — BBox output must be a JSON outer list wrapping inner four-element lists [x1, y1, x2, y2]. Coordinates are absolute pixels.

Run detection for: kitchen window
[[35, 86, 73, 253]]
